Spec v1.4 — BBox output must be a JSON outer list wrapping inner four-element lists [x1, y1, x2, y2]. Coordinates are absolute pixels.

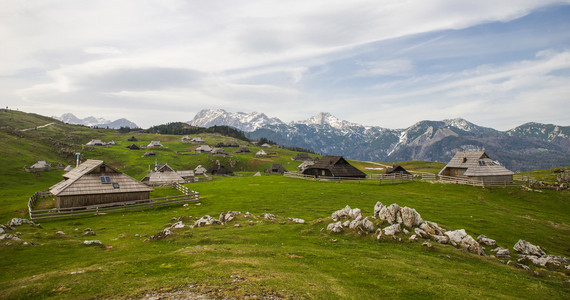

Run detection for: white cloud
[[2, 0, 570, 129]]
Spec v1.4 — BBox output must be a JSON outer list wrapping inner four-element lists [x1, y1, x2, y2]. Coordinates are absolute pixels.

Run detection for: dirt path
[[21, 122, 54, 132]]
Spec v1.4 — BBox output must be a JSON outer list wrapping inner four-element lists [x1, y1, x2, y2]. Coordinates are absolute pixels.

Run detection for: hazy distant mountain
[[55, 113, 138, 129], [188, 109, 570, 171]]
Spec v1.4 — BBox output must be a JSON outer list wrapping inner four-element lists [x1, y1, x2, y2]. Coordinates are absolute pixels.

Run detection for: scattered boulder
[[491, 247, 511, 258], [194, 215, 220, 227], [459, 235, 485, 256], [348, 215, 363, 229], [378, 204, 401, 224], [56, 231, 66, 236], [331, 205, 361, 221], [444, 229, 467, 245], [0, 227, 4, 235], [419, 221, 444, 236], [414, 227, 428, 239], [83, 240, 103, 246], [477, 235, 497, 247], [400, 207, 423, 228], [7, 218, 33, 227], [0, 234, 22, 243], [351, 217, 375, 233], [519, 255, 570, 267], [513, 240, 546, 256], [422, 242, 433, 248], [382, 223, 401, 236], [409, 234, 418, 241], [289, 218, 306, 224], [373, 201, 384, 218], [219, 211, 241, 223], [327, 221, 343, 233], [432, 235, 449, 244], [145, 229, 172, 242], [261, 213, 276, 220], [170, 221, 185, 229], [83, 228, 96, 236]]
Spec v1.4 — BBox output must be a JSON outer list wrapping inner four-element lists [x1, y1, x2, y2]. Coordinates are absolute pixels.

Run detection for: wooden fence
[[423, 173, 520, 187], [28, 186, 199, 221], [283, 172, 413, 184], [513, 175, 537, 185]]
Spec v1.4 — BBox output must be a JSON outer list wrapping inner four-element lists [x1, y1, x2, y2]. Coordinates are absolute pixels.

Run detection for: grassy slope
[[1, 111, 569, 298]]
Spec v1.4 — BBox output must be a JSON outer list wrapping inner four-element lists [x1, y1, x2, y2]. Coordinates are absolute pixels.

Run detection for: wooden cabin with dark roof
[[385, 165, 411, 175], [265, 164, 287, 175], [439, 151, 514, 185], [49, 159, 153, 208], [302, 156, 366, 178]]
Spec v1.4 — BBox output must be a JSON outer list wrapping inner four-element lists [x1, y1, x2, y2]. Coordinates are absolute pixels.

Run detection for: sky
[[2, 0, 570, 130]]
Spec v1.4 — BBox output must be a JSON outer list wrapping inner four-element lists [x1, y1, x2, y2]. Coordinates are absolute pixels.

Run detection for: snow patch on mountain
[[188, 109, 284, 131]]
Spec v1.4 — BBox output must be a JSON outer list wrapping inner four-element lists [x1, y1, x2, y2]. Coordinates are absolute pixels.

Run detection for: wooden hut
[[302, 156, 366, 178], [128, 136, 138, 142], [86, 139, 105, 146], [141, 163, 192, 186], [29, 160, 51, 171], [297, 161, 315, 172], [49, 159, 153, 208], [385, 165, 411, 175], [190, 137, 204, 143], [438, 151, 514, 185], [142, 151, 156, 157], [211, 148, 229, 155], [194, 165, 207, 175], [255, 149, 268, 157], [292, 153, 314, 161], [236, 147, 250, 153], [126, 144, 140, 150], [195, 145, 212, 153], [208, 161, 233, 176], [147, 141, 164, 148], [265, 164, 287, 174]]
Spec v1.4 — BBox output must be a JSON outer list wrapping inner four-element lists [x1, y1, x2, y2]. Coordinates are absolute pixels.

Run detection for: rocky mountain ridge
[[188, 109, 570, 172]]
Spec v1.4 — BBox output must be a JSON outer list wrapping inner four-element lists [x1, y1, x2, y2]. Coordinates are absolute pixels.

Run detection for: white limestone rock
[[513, 240, 546, 257], [414, 228, 428, 239], [400, 207, 423, 228], [444, 229, 467, 244], [491, 247, 511, 258], [83, 240, 103, 246], [432, 235, 449, 244], [327, 221, 343, 233], [378, 203, 401, 224], [382, 223, 401, 236], [373, 201, 384, 218], [477, 235, 497, 247]]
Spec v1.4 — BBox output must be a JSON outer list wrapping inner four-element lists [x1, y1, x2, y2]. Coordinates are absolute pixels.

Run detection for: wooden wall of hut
[[55, 191, 151, 208]]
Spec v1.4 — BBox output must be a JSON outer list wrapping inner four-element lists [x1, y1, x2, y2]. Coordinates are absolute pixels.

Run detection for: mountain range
[[189, 109, 570, 172], [54, 113, 139, 129]]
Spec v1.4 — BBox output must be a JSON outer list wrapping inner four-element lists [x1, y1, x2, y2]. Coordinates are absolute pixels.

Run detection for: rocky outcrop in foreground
[[326, 202, 570, 271]]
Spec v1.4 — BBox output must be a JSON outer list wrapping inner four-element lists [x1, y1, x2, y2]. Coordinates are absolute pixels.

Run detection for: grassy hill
[[0, 110, 569, 299]]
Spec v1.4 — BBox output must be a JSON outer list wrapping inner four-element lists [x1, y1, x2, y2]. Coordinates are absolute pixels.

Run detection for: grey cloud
[[76, 67, 204, 92]]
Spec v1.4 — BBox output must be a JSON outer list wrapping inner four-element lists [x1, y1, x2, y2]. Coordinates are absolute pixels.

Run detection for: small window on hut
[[454, 170, 458, 175], [112, 182, 120, 189], [100, 176, 111, 184]]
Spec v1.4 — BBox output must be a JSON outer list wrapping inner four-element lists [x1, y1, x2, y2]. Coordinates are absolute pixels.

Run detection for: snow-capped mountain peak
[[298, 112, 361, 130], [188, 109, 284, 131]]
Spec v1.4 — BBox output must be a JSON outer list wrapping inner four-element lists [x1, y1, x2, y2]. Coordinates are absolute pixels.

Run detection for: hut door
[[445, 169, 450, 176]]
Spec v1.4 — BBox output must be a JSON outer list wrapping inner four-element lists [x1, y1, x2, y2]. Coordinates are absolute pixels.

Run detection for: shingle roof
[[305, 156, 366, 177], [439, 151, 514, 176], [50, 160, 153, 196]]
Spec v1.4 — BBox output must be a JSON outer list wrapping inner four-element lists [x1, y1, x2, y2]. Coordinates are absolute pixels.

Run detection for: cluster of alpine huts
[[325, 202, 570, 271]]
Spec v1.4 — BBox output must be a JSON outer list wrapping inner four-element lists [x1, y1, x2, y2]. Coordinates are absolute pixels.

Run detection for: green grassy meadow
[[1, 111, 569, 299]]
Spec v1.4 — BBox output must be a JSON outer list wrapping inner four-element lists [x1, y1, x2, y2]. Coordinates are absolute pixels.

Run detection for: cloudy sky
[[2, 0, 570, 130]]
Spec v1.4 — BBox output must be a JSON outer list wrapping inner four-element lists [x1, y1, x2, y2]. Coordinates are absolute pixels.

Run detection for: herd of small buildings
[[30, 132, 518, 209]]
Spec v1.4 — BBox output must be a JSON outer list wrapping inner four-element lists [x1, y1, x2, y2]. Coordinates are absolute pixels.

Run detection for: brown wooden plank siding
[[55, 191, 150, 208]]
